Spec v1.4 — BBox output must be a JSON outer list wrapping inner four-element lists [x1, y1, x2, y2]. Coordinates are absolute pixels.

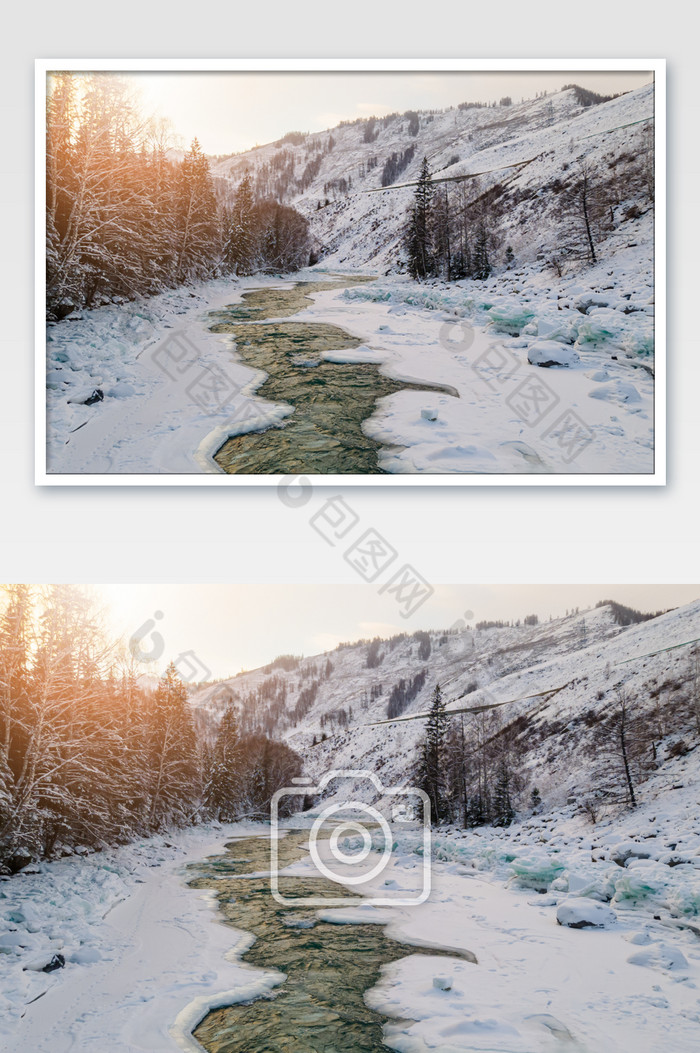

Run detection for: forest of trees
[[404, 157, 496, 282], [46, 73, 310, 319], [0, 585, 302, 872], [416, 685, 522, 827]]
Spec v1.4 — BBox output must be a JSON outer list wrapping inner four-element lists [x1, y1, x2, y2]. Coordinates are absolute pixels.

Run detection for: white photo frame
[[36, 58, 665, 486]]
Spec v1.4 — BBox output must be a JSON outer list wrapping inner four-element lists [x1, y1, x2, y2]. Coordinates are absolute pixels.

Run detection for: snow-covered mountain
[[189, 598, 700, 811], [211, 83, 654, 273]]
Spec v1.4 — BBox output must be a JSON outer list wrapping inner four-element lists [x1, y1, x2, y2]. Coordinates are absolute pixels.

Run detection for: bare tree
[[594, 688, 655, 809], [558, 159, 612, 266]]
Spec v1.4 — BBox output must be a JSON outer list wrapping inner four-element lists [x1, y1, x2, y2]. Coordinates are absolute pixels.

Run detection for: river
[[208, 277, 454, 474], [188, 829, 474, 1052]]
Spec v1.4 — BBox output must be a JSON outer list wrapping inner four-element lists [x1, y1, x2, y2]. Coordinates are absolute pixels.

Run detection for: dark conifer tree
[[417, 684, 451, 823], [406, 157, 436, 280]]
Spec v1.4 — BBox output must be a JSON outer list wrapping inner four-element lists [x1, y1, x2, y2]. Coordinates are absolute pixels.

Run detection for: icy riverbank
[[0, 822, 275, 1053], [44, 251, 656, 478], [296, 250, 655, 476], [279, 784, 700, 1052], [3, 784, 699, 1053]]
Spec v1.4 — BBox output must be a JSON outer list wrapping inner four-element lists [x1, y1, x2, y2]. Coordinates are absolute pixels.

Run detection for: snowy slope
[[212, 84, 655, 274], [190, 598, 699, 813]]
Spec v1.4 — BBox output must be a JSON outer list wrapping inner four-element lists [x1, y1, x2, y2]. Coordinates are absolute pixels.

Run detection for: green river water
[[209, 277, 454, 474], [189, 830, 474, 1053]]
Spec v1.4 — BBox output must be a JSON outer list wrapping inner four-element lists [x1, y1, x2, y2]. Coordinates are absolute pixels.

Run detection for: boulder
[[527, 341, 580, 368], [557, 898, 617, 929]]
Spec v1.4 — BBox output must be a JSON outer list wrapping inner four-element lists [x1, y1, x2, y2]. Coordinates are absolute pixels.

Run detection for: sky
[[97, 584, 699, 682], [120, 70, 654, 155]]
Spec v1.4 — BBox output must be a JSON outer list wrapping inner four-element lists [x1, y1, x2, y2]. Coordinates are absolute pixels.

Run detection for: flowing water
[[189, 830, 475, 1053], [209, 277, 455, 474]]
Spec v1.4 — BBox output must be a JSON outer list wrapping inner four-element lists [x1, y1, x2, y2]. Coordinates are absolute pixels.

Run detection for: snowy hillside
[[189, 598, 699, 814], [212, 84, 655, 274]]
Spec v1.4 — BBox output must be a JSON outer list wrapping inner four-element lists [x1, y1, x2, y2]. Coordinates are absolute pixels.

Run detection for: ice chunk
[[485, 300, 536, 336]]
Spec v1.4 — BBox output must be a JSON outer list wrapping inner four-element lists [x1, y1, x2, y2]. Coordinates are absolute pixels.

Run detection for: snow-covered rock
[[527, 340, 580, 367], [611, 842, 654, 867], [556, 898, 617, 929], [588, 380, 642, 404]]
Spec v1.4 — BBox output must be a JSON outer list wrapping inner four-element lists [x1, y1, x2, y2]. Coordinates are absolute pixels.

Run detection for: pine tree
[[204, 705, 242, 820], [147, 663, 200, 829], [492, 761, 515, 826], [473, 223, 491, 280], [224, 174, 258, 275], [417, 684, 451, 823], [406, 157, 435, 280], [175, 138, 220, 283]]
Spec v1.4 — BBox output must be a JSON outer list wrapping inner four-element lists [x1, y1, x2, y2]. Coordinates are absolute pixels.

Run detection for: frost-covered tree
[[593, 688, 654, 808], [204, 704, 242, 820], [175, 138, 221, 283], [45, 73, 310, 318], [147, 662, 200, 829], [224, 174, 258, 274], [557, 159, 612, 266]]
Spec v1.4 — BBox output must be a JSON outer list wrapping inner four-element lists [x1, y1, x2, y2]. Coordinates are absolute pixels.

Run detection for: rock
[[556, 898, 617, 929], [610, 842, 653, 867], [527, 341, 580, 368], [67, 388, 104, 407], [588, 381, 641, 404], [41, 953, 65, 973]]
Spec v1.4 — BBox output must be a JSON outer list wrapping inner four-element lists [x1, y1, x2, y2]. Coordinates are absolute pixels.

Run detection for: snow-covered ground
[[4, 793, 699, 1053], [0, 822, 279, 1053], [45, 261, 654, 477], [293, 258, 654, 474], [277, 786, 700, 1053]]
